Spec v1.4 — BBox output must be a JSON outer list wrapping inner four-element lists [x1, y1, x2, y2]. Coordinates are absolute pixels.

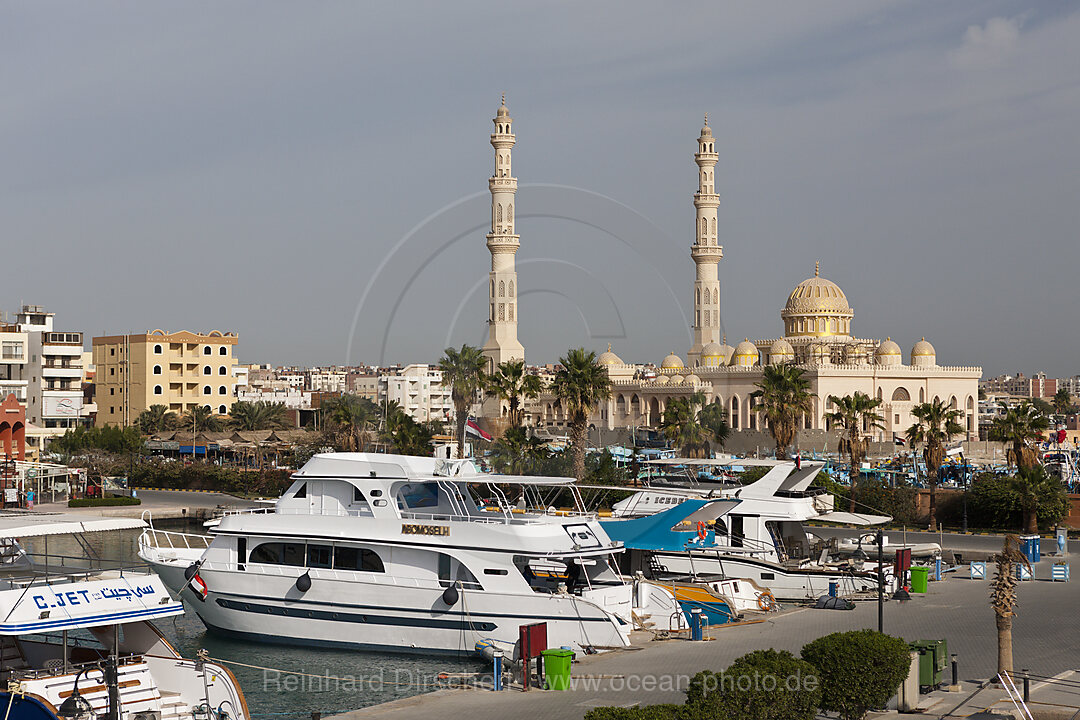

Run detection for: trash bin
[[542, 648, 574, 691], [910, 639, 947, 691], [910, 566, 929, 594]]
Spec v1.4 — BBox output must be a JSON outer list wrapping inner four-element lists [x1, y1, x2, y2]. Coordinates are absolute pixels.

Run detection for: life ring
[[697, 521, 707, 541], [757, 591, 776, 612]]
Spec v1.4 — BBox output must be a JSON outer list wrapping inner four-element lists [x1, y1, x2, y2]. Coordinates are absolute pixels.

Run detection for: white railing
[[140, 528, 213, 552]]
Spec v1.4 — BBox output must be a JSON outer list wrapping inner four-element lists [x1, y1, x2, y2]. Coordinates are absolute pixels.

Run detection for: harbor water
[[22, 521, 483, 719]]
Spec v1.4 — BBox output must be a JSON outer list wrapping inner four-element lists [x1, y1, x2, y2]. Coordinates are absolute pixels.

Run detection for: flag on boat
[[894, 436, 905, 446], [466, 419, 492, 441]]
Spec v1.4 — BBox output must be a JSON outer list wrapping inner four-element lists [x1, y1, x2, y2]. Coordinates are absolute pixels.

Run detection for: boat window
[[237, 537, 247, 571], [437, 552, 482, 589], [370, 489, 383, 497], [334, 546, 385, 573], [249, 542, 307, 567], [307, 544, 332, 569], [293, 483, 307, 499], [352, 485, 368, 505], [483, 568, 508, 576], [398, 482, 440, 509]]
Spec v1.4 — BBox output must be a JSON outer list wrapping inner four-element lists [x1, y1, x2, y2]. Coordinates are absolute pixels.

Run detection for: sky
[[2, 2, 1078, 377]]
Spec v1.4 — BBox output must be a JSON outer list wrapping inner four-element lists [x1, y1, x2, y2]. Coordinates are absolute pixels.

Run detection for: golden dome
[[598, 344, 623, 366], [876, 338, 902, 366], [732, 339, 759, 367], [781, 263, 854, 339], [769, 338, 795, 364], [661, 352, 685, 369], [911, 338, 936, 357]]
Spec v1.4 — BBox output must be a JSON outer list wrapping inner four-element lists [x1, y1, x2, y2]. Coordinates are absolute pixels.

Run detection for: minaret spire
[[688, 118, 723, 366], [481, 97, 525, 385]]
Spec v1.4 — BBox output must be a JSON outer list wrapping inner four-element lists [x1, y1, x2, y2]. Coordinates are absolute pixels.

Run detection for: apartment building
[[0, 323, 28, 404], [93, 329, 239, 427], [980, 372, 1058, 399], [380, 364, 452, 423], [16, 306, 89, 434]]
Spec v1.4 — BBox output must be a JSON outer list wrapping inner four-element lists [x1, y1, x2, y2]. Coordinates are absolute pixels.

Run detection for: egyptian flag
[[894, 436, 905, 446], [466, 419, 493, 441]]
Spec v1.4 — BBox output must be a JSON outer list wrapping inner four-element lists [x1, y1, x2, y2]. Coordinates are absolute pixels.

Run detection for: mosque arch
[[616, 395, 626, 415], [891, 387, 911, 401], [508, 280, 514, 297], [649, 398, 661, 426], [630, 394, 640, 415], [730, 395, 740, 429], [745, 397, 756, 430], [919, 388, 925, 403], [507, 204, 512, 222], [499, 281, 505, 297], [497, 204, 502, 223], [949, 396, 957, 409]]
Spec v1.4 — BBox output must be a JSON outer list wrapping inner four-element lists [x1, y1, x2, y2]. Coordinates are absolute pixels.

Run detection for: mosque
[[478, 100, 982, 442]]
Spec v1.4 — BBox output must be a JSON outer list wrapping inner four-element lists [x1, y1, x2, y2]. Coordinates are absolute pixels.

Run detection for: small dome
[[911, 338, 936, 368], [653, 375, 669, 386], [701, 342, 724, 359], [598, 344, 623, 366], [661, 352, 685, 369], [669, 374, 685, 385], [684, 374, 701, 385], [496, 97, 509, 117], [876, 338, 902, 366], [769, 339, 794, 365], [732, 339, 759, 367]]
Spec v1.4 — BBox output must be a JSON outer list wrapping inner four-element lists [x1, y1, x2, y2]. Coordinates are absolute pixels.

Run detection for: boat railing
[[139, 528, 213, 552]]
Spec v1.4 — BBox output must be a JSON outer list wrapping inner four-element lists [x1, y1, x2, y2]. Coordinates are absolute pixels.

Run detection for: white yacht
[[604, 460, 891, 600], [139, 453, 633, 656], [0, 511, 248, 720]]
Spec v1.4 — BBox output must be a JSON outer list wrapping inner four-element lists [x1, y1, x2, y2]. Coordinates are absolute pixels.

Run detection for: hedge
[[583, 706, 686, 720], [686, 649, 820, 720], [801, 630, 910, 720], [69, 496, 142, 508]]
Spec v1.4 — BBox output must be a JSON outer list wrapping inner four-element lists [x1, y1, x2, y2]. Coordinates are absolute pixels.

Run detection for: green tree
[[686, 649, 821, 720], [1053, 388, 1074, 416], [988, 400, 1050, 469], [1010, 464, 1069, 533], [698, 399, 731, 450], [228, 401, 290, 431], [438, 344, 487, 459], [181, 405, 223, 433], [906, 398, 963, 531], [990, 535, 1030, 680], [486, 359, 543, 427], [136, 404, 178, 434], [751, 365, 815, 460], [490, 426, 550, 475], [322, 394, 377, 451], [825, 392, 885, 512], [551, 348, 612, 482], [660, 392, 709, 457], [801, 630, 911, 720], [383, 408, 433, 456]]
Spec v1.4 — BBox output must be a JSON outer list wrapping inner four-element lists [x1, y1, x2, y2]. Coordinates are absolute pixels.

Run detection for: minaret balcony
[[691, 245, 724, 260], [694, 152, 719, 164], [489, 177, 518, 190]]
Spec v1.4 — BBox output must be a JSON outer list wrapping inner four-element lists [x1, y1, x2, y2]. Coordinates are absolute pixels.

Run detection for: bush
[[961, 472, 1070, 531], [69, 496, 142, 508], [583, 706, 686, 720], [801, 630, 911, 720], [685, 649, 821, 720]]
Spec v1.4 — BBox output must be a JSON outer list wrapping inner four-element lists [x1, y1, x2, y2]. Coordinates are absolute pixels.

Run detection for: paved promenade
[[334, 561, 1080, 720], [34, 488, 258, 520]]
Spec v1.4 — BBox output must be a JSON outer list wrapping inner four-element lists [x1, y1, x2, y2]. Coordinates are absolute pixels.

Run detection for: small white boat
[[836, 532, 941, 559], [0, 511, 249, 720]]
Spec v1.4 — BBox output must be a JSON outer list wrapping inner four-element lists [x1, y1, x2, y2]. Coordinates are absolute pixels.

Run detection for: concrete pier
[[33, 488, 259, 521]]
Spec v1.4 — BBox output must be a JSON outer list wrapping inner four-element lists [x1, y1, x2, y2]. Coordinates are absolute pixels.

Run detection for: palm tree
[[751, 365, 815, 460], [1053, 388, 1074, 416], [181, 405, 223, 433], [1010, 464, 1067, 534], [660, 392, 709, 457], [698, 399, 731, 450], [990, 534, 1030, 681], [137, 404, 178, 434], [988, 401, 1050, 470], [491, 426, 550, 475], [551, 348, 612, 482], [383, 408, 433, 456], [826, 392, 885, 512], [486, 359, 543, 427], [323, 394, 377, 452], [438, 344, 487, 459], [906, 398, 964, 531], [228, 401, 290, 431]]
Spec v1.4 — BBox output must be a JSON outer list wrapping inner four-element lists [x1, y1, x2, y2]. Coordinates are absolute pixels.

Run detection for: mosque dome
[[653, 375, 669, 386], [769, 339, 795, 365], [781, 263, 854, 339], [661, 352, 685, 370], [496, 99, 509, 117], [700, 342, 726, 367], [911, 338, 937, 368], [876, 338, 902, 366], [669, 374, 685, 385], [684, 373, 701, 385], [598, 344, 623, 366], [732, 339, 759, 367]]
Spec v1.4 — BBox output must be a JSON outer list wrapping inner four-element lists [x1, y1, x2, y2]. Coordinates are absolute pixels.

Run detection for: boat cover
[[601, 499, 739, 552]]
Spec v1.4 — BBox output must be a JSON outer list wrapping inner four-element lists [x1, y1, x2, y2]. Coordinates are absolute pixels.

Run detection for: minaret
[[481, 96, 525, 377], [688, 115, 723, 366]]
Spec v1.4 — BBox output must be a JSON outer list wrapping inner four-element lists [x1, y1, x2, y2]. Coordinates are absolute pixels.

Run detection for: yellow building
[[93, 330, 239, 427]]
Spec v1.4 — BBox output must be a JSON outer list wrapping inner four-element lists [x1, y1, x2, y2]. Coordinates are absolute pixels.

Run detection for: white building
[[307, 369, 348, 393], [17, 306, 88, 435], [380, 364, 452, 423], [0, 323, 29, 404]]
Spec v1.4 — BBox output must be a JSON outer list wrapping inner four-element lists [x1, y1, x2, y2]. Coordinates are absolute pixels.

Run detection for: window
[[307, 544, 332, 569], [237, 538, 246, 571], [110, 348, 115, 356], [219, 405, 227, 414], [437, 552, 481, 589], [219, 386, 227, 395], [249, 542, 306, 567], [219, 366, 227, 375], [153, 365, 162, 375], [333, 546, 384, 573], [293, 483, 307, 498], [219, 347, 227, 355], [203, 346, 212, 355], [109, 388, 115, 396], [154, 344, 163, 354], [110, 368, 115, 376], [204, 365, 211, 375], [1, 342, 23, 360], [203, 385, 211, 395]]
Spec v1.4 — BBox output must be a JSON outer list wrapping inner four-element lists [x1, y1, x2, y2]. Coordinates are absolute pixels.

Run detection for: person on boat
[[795, 453, 802, 471]]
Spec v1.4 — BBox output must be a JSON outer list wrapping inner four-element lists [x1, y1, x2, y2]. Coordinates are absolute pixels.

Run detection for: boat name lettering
[[401, 523, 450, 536], [31, 584, 156, 610]]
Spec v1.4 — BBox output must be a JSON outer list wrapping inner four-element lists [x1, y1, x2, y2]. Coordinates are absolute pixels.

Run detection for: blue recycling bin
[[690, 608, 704, 641], [1020, 534, 1040, 564], [828, 580, 839, 597]]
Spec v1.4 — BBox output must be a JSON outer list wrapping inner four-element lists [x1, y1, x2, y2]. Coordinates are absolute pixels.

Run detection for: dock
[[32, 488, 259, 521]]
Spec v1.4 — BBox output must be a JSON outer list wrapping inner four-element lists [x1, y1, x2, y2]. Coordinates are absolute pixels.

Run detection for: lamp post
[[877, 529, 884, 633]]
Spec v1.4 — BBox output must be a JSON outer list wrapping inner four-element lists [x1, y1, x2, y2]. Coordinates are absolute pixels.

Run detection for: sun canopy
[[601, 499, 740, 552], [473, 474, 575, 486], [0, 512, 146, 538], [813, 511, 891, 526]]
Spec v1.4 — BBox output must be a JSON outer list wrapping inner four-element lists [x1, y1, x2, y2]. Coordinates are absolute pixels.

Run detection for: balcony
[[42, 365, 83, 378]]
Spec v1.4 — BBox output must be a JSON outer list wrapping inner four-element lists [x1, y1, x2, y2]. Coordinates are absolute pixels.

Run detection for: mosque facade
[[523, 118, 982, 442]]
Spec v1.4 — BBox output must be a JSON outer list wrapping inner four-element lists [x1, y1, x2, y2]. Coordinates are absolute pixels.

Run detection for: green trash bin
[[542, 648, 574, 690], [910, 566, 929, 594]]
